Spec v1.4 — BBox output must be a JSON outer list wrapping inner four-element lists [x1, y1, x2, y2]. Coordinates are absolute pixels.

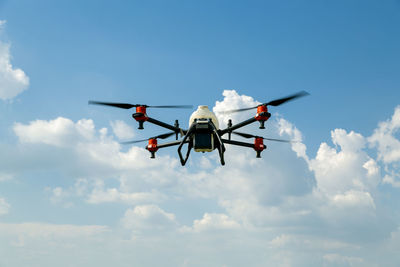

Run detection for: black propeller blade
[[264, 90, 309, 107], [120, 132, 175, 144], [89, 101, 193, 109], [88, 101, 136, 109], [221, 106, 256, 113], [232, 131, 298, 143], [149, 105, 193, 109], [221, 91, 309, 114]]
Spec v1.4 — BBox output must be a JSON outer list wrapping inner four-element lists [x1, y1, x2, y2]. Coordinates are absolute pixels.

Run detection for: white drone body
[[189, 105, 219, 129], [188, 105, 220, 152]]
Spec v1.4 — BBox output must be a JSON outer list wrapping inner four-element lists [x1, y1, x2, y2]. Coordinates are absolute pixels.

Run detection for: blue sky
[[1, 1, 400, 266]]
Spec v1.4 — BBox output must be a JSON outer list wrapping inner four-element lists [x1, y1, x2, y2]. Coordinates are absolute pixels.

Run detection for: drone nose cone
[[198, 105, 209, 110], [190, 105, 219, 129]]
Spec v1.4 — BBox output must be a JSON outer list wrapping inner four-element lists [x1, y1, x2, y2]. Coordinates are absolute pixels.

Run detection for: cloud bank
[[1, 90, 400, 266], [0, 21, 29, 100]]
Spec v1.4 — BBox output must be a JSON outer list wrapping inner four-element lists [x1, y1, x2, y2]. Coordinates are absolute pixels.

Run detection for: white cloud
[[368, 106, 400, 188], [323, 254, 364, 266], [276, 123, 382, 237], [0, 222, 109, 240], [0, 172, 13, 181], [278, 117, 309, 163], [4, 90, 400, 266], [183, 213, 241, 232], [309, 129, 380, 196], [45, 187, 73, 208], [0, 222, 110, 259], [12, 116, 179, 178], [331, 190, 375, 209], [199, 156, 212, 169], [0, 21, 29, 100], [87, 187, 165, 205], [0, 21, 6, 32], [48, 186, 67, 201], [0, 197, 10, 215], [121, 205, 177, 233], [363, 158, 379, 177], [369, 106, 400, 164], [14, 117, 96, 147], [110, 120, 135, 140], [268, 234, 360, 251], [382, 174, 400, 188], [213, 89, 261, 126], [45, 177, 167, 207]]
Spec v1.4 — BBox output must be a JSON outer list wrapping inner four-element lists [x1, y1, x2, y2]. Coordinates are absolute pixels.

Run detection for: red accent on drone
[[254, 137, 265, 152], [146, 138, 158, 153], [134, 106, 149, 122], [255, 105, 270, 121]]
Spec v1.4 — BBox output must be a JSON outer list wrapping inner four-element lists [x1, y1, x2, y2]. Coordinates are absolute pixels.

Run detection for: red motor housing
[[134, 106, 149, 122], [255, 105, 271, 129], [147, 138, 158, 152], [254, 137, 266, 158], [146, 138, 158, 158], [255, 105, 270, 121], [132, 106, 149, 129], [254, 137, 265, 151]]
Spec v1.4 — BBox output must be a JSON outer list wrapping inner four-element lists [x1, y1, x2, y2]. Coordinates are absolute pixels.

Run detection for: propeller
[[232, 131, 299, 143], [88, 101, 193, 109], [222, 91, 309, 114], [120, 132, 175, 144]]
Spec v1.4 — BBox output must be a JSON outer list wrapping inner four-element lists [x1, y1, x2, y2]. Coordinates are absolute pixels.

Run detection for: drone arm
[[146, 117, 185, 135], [177, 124, 196, 166], [183, 142, 193, 166], [210, 121, 225, 165], [221, 138, 254, 149], [157, 140, 189, 149], [220, 117, 257, 136]]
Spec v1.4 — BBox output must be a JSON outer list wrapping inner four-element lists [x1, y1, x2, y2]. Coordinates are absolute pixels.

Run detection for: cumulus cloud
[[182, 213, 241, 232], [309, 129, 380, 196], [369, 106, 400, 187], [213, 89, 261, 126], [110, 120, 135, 140], [4, 90, 400, 266], [369, 106, 400, 164], [14, 117, 97, 147], [87, 185, 165, 205], [278, 118, 381, 213], [0, 222, 110, 263], [12, 116, 179, 177], [0, 197, 10, 215], [0, 21, 29, 100], [276, 120, 384, 242], [121, 204, 177, 233], [278, 117, 309, 162], [0, 172, 13, 181], [331, 190, 375, 209], [0, 222, 109, 240]]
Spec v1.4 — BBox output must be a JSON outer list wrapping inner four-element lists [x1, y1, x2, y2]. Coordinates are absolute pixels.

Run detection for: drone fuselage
[[189, 105, 219, 129], [188, 106, 219, 152]]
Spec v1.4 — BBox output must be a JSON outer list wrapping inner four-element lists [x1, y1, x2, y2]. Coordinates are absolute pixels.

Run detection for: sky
[[0, 0, 400, 266]]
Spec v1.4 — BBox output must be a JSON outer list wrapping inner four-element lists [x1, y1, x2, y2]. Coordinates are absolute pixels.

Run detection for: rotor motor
[[146, 138, 158, 158], [255, 105, 271, 129], [254, 137, 266, 158], [132, 106, 149, 129]]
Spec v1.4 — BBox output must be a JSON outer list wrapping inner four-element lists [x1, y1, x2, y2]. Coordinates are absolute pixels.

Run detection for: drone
[[89, 91, 308, 166]]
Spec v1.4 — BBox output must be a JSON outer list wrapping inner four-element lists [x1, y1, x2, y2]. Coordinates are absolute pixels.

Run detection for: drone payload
[[89, 91, 308, 166], [189, 105, 219, 152]]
